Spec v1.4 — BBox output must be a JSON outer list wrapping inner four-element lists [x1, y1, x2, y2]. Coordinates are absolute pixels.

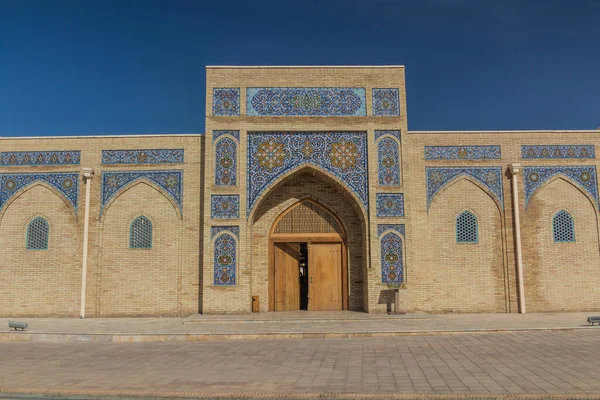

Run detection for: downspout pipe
[[80, 168, 94, 319], [509, 164, 526, 314]]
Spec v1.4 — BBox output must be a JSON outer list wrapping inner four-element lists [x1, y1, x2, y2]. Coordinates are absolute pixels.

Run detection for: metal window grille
[[553, 210, 575, 242], [27, 217, 49, 250], [456, 211, 478, 244], [130, 216, 152, 248]]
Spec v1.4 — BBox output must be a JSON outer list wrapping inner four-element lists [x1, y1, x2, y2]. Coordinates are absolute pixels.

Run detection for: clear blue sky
[[1, 0, 598, 136]]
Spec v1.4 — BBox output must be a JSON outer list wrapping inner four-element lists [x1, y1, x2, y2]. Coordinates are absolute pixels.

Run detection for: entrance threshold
[[184, 311, 434, 324]]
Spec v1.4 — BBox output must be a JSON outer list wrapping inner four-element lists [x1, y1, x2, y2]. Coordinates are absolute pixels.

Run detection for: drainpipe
[[80, 168, 94, 319], [509, 164, 526, 314]]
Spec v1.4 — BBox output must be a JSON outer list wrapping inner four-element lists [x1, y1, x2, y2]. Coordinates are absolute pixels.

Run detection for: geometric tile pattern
[[130, 215, 153, 249], [215, 137, 237, 186], [380, 231, 403, 284], [523, 166, 598, 208], [101, 149, 184, 164], [374, 130, 401, 141], [522, 145, 595, 159], [210, 226, 239, 239], [213, 232, 236, 286], [377, 224, 405, 238], [212, 88, 240, 117], [101, 170, 183, 216], [378, 137, 400, 186], [247, 132, 369, 214], [456, 211, 478, 244], [26, 216, 50, 250], [553, 210, 575, 243], [372, 88, 400, 117], [0, 173, 79, 213], [0, 151, 81, 166], [247, 88, 366, 117], [376, 193, 404, 217], [426, 167, 504, 210], [213, 130, 240, 142], [211, 195, 240, 219], [424, 146, 501, 160]]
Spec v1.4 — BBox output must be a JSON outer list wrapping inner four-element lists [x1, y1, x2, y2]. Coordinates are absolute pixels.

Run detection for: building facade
[[1, 66, 599, 317]]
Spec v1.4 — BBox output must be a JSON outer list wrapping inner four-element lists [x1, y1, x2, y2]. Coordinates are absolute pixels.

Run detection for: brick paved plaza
[[1, 330, 600, 398]]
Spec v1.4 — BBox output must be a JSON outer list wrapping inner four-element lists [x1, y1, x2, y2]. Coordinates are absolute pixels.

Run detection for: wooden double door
[[273, 242, 344, 311]]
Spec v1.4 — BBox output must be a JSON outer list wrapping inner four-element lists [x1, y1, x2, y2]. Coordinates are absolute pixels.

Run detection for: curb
[[0, 326, 597, 343], [2, 387, 600, 400]]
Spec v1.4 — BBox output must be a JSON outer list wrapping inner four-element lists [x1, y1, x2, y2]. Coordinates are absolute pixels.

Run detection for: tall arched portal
[[250, 169, 367, 312]]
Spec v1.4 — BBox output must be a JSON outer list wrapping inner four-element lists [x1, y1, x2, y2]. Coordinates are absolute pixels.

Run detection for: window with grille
[[456, 211, 478, 244], [130, 216, 152, 249], [27, 217, 49, 250], [553, 210, 575, 242]]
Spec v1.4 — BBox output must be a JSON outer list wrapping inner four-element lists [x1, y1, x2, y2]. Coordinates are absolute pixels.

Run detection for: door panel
[[274, 243, 300, 311], [308, 242, 342, 311]]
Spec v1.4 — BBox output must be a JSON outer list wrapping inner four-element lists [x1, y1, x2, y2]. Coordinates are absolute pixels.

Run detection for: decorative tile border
[[378, 137, 400, 186], [376, 193, 404, 217], [0, 151, 80, 166], [374, 130, 401, 141], [523, 166, 598, 208], [377, 224, 405, 238], [522, 145, 595, 159], [372, 88, 400, 116], [0, 173, 79, 212], [381, 231, 403, 284], [215, 137, 237, 186], [101, 170, 183, 215], [426, 167, 504, 210], [424, 146, 501, 160], [212, 88, 240, 117], [213, 231, 237, 286], [101, 149, 184, 164], [211, 195, 240, 219], [210, 226, 240, 239], [247, 132, 369, 215], [213, 130, 240, 142], [247, 88, 366, 117]]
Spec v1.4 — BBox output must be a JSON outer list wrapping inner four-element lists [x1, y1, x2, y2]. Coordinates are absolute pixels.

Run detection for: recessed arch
[[429, 175, 503, 215], [527, 174, 599, 213], [0, 180, 77, 222], [101, 178, 182, 221]]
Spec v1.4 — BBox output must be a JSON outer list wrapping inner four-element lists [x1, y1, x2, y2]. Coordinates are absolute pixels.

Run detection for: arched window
[[130, 216, 152, 249], [456, 211, 478, 244], [553, 210, 575, 242], [26, 216, 49, 250]]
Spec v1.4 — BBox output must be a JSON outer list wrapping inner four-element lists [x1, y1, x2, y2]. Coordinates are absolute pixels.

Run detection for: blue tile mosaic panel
[[212, 88, 240, 116], [211, 195, 240, 219], [247, 88, 366, 117], [372, 88, 400, 117], [213, 130, 240, 142], [380, 232, 403, 284], [213, 232, 236, 286], [374, 130, 401, 141], [102, 149, 184, 164], [424, 146, 501, 160], [426, 167, 504, 210], [210, 226, 239, 239], [215, 138, 237, 186], [101, 170, 183, 215], [377, 224, 405, 238], [376, 193, 404, 217], [247, 132, 368, 215], [378, 137, 400, 186], [523, 166, 598, 208], [521, 145, 595, 159], [0, 151, 80, 166], [0, 172, 79, 213]]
